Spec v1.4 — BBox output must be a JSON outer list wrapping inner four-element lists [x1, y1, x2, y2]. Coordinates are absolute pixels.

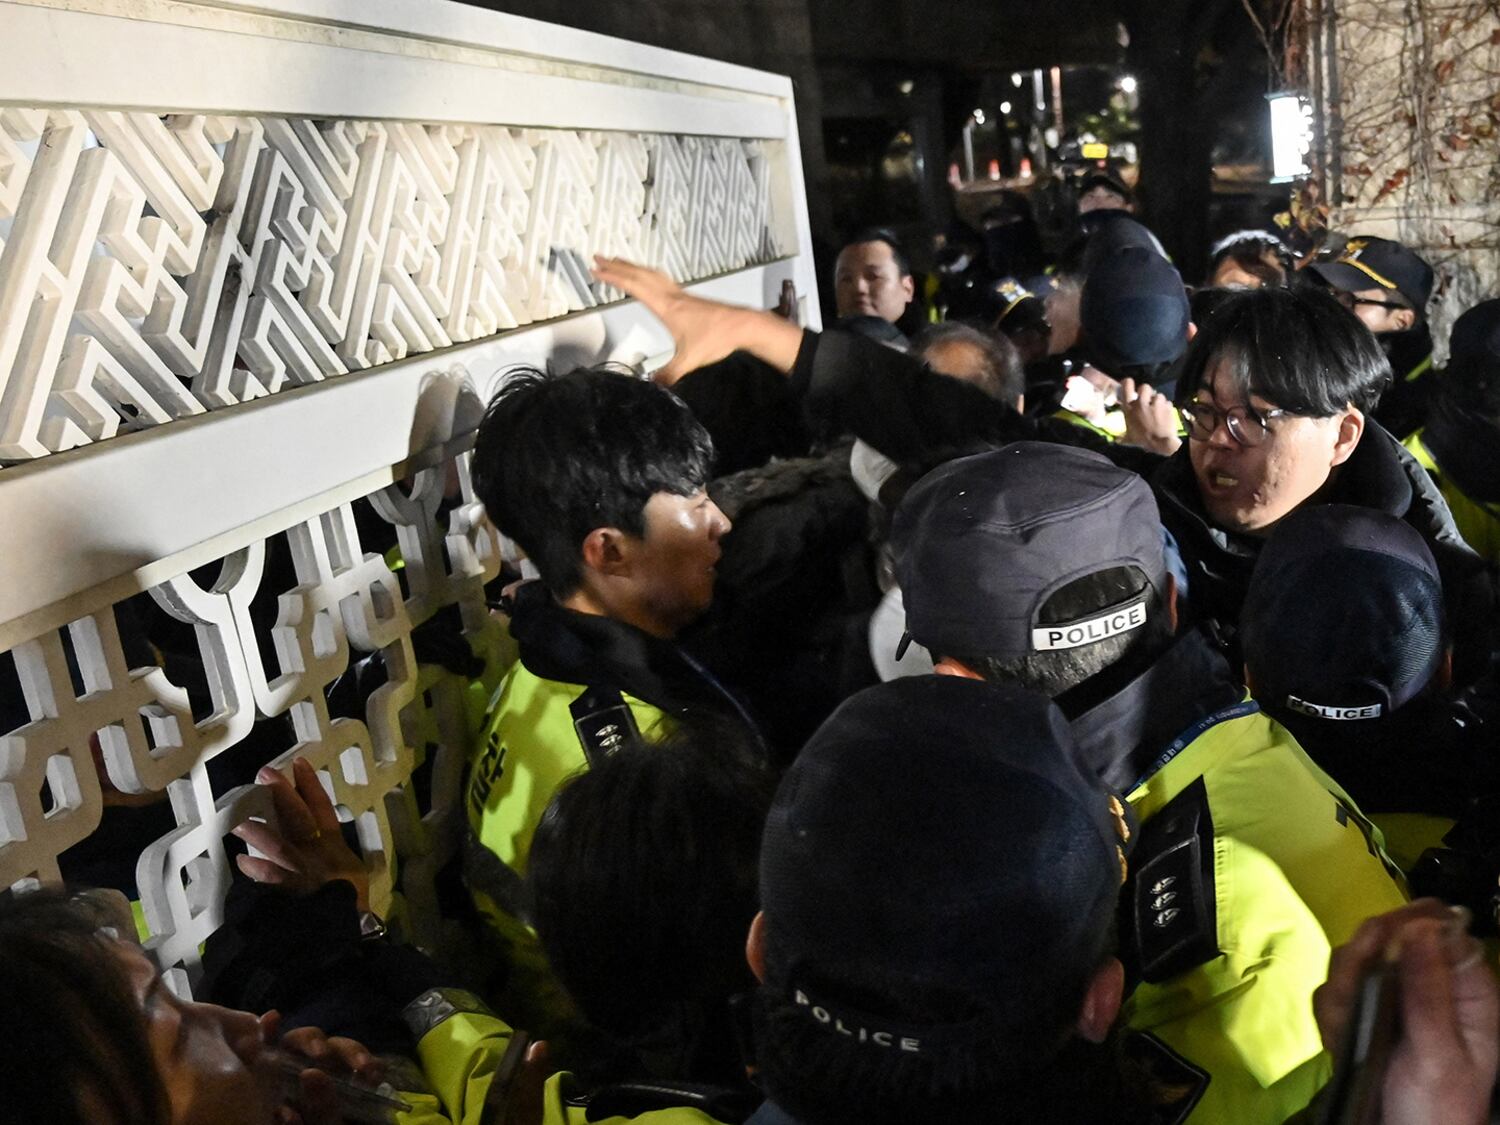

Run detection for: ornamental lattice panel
[[0, 0, 818, 994], [0, 111, 784, 461], [0, 463, 506, 990]]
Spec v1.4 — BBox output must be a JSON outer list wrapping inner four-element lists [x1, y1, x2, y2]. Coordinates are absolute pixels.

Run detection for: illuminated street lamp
[[1267, 91, 1314, 181]]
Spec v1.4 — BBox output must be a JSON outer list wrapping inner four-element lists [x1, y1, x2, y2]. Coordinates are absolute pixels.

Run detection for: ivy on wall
[[1310, 0, 1500, 352]]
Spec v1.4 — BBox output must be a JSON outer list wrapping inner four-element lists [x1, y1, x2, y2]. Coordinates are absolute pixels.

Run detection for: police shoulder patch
[[569, 685, 645, 767], [1125, 777, 1220, 984], [1120, 1030, 1211, 1125]]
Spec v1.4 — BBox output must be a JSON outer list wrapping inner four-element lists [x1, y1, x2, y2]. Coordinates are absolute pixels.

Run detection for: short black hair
[[0, 889, 169, 1124], [839, 227, 912, 278], [470, 366, 714, 597], [528, 722, 774, 1082], [1190, 285, 1239, 328], [946, 567, 1172, 700], [912, 323, 1025, 405], [1173, 286, 1393, 416]]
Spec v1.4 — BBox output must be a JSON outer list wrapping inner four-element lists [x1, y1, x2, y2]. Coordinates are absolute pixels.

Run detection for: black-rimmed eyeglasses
[[1333, 290, 1408, 313], [1178, 402, 1289, 447]]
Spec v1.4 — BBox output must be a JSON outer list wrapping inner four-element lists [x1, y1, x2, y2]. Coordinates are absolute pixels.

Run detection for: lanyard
[[1129, 699, 1261, 792]]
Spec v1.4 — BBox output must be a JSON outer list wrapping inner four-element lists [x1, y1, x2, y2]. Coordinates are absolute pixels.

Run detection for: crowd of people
[[9, 174, 1500, 1125]]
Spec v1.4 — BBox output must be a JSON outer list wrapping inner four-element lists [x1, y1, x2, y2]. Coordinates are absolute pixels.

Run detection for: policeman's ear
[[1076, 957, 1125, 1043], [1329, 406, 1366, 468], [1391, 306, 1417, 333], [579, 527, 635, 577], [746, 911, 768, 984], [899, 273, 915, 303]]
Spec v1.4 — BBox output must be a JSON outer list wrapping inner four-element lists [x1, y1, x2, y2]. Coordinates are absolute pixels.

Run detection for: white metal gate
[[0, 0, 818, 995]]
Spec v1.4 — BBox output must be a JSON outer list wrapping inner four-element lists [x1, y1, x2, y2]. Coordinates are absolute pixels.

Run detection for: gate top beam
[[0, 0, 792, 133]]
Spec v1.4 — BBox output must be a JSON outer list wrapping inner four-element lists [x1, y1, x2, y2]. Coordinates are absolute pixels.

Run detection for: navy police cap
[[891, 443, 1169, 664], [759, 676, 1133, 1053], [1241, 504, 1446, 724]]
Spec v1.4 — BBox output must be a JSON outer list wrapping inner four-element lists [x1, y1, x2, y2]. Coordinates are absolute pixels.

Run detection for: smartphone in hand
[[1319, 956, 1401, 1125]]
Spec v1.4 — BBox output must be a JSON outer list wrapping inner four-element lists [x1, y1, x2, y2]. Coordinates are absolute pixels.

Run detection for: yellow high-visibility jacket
[[1403, 428, 1500, 563], [1122, 702, 1407, 1125], [396, 988, 728, 1125]]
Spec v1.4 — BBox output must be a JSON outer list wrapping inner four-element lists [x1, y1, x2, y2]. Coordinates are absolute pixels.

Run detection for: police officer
[[590, 260, 1491, 687], [1240, 504, 1499, 888], [463, 366, 757, 1039], [1050, 220, 1190, 452], [401, 681, 1169, 1123], [748, 677, 1203, 1125], [224, 743, 742, 1125], [399, 984, 741, 1124], [888, 443, 1408, 1125], [1309, 235, 1436, 438], [1402, 299, 1500, 562]]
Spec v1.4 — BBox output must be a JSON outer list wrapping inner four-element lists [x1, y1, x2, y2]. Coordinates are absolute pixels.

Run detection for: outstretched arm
[[591, 256, 803, 384], [593, 257, 1157, 472]]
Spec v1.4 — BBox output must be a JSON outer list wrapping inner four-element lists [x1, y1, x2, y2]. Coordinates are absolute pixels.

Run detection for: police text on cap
[[1286, 695, 1383, 721], [1031, 595, 1148, 652]]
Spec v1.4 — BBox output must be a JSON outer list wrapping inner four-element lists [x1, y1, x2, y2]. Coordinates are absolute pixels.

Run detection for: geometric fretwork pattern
[[0, 445, 511, 994], [0, 108, 785, 461]]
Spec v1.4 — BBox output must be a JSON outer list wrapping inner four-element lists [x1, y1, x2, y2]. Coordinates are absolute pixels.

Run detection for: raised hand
[[591, 256, 802, 384], [232, 758, 371, 912], [1120, 378, 1182, 456]]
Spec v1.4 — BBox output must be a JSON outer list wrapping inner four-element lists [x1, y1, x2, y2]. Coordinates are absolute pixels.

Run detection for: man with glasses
[[1152, 285, 1492, 682], [589, 261, 1493, 684], [1310, 235, 1436, 437]]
